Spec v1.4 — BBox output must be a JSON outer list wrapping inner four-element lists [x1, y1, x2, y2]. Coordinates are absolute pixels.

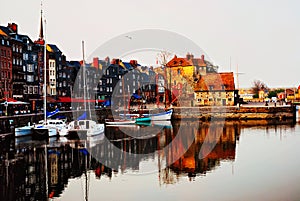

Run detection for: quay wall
[[0, 106, 296, 134], [172, 106, 296, 120]]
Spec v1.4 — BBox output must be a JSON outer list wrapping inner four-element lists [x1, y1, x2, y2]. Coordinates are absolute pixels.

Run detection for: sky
[[1, 0, 300, 88]]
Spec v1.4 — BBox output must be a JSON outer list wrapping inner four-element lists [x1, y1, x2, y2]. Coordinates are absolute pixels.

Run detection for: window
[[1, 40, 4, 45], [28, 86, 33, 94], [209, 85, 214, 91], [27, 64, 34, 72], [27, 75, 34, 82], [23, 86, 28, 94], [34, 87, 38, 94]]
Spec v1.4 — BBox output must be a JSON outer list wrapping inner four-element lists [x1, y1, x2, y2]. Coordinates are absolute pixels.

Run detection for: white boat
[[33, 119, 67, 137], [105, 119, 136, 125], [66, 120, 105, 139], [145, 109, 173, 121], [152, 120, 172, 128], [15, 124, 34, 137]]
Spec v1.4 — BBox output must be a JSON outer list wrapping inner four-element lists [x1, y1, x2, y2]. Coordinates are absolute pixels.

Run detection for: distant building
[[194, 72, 237, 106], [0, 28, 12, 99], [166, 53, 237, 106]]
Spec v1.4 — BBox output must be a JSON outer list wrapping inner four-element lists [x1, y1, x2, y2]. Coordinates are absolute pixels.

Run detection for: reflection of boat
[[15, 124, 33, 137], [152, 120, 172, 128], [87, 133, 105, 147], [67, 120, 105, 139]]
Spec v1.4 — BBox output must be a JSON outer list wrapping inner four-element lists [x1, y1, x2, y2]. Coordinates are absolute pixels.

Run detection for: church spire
[[35, 1, 45, 45], [39, 5, 44, 40]]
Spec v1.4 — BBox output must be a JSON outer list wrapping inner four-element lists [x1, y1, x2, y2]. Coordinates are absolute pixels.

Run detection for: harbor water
[[1, 117, 300, 201]]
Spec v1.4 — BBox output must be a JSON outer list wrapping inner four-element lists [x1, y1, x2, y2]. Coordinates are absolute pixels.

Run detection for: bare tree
[[252, 80, 269, 97], [157, 50, 173, 66]]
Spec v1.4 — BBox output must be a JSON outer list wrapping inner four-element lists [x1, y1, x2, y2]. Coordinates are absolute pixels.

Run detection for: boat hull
[[15, 126, 32, 137], [147, 109, 173, 121], [105, 119, 136, 125]]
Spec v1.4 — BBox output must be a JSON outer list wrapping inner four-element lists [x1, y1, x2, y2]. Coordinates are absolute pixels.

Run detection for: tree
[[157, 50, 172, 66], [268, 89, 284, 98], [251, 80, 269, 97]]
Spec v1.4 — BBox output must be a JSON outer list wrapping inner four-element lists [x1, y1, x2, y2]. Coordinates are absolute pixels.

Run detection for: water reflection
[[0, 119, 296, 200]]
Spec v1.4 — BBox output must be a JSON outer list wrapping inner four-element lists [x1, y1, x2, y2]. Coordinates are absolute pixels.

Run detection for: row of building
[[0, 15, 238, 113]]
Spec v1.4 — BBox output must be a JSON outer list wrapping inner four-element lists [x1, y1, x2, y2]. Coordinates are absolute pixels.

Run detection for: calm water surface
[[1, 119, 300, 201]]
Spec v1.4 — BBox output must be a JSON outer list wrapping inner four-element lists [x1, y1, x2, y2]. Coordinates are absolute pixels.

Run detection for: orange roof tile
[[194, 72, 235, 91], [166, 55, 193, 67]]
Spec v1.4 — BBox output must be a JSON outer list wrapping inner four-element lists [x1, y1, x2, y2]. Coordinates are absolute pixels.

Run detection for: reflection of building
[[160, 121, 240, 184]]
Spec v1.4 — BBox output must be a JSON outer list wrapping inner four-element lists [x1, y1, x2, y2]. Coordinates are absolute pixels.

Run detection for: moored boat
[[67, 120, 105, 139], [105, 119, 136, 125], [145, 109, 173, 121]]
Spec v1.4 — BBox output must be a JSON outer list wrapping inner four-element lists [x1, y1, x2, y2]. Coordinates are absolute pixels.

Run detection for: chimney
[[186, 53, 190, 60], [130, 60, 138, 68], [8, 23, 18, 34], [93, 57, 99, 68]]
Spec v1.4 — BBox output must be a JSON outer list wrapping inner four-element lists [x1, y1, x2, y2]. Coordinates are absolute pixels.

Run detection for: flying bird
[[125, 35, 132, 40]]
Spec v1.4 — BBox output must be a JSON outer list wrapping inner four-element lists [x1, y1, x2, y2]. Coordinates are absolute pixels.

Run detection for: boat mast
[[82, 41, 88, 117], [42, 4, 47, 124]]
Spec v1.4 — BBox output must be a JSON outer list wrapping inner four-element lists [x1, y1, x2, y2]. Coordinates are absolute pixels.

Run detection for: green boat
[[135, 116, 151, 123]]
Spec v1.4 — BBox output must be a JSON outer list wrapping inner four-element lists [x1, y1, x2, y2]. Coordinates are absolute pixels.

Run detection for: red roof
[[194, 72, 235, 91], [166, 54, 207, 68]]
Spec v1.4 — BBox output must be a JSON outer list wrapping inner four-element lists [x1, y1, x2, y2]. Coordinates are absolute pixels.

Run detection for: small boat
[[15, 124, 33, 137], [105, 118, 136, 125], [33, 119, 67, 137], [134, 116, 151, 123], [145, 109, 173, 121]]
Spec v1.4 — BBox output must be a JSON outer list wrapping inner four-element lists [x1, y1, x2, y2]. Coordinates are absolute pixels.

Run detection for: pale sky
[[1, 0, 300, 88]]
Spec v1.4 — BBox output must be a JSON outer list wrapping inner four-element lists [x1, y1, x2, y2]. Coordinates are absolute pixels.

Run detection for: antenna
[[229, 56, 232, 72], [236, 64, 239, 90]]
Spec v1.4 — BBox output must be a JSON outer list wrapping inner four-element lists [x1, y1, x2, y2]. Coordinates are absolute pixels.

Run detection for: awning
[[1, 98, 29, 105], [132, 93, 142, 99], [56, 97, 105, 103]]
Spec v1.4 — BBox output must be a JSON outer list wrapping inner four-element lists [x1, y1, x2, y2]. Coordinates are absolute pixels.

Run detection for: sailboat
[[32, 11, 58, 139], [66, 41, 105, 140]]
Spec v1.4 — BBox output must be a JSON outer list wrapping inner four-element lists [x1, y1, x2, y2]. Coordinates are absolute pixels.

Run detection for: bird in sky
[[125, 35, 132, 40]]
